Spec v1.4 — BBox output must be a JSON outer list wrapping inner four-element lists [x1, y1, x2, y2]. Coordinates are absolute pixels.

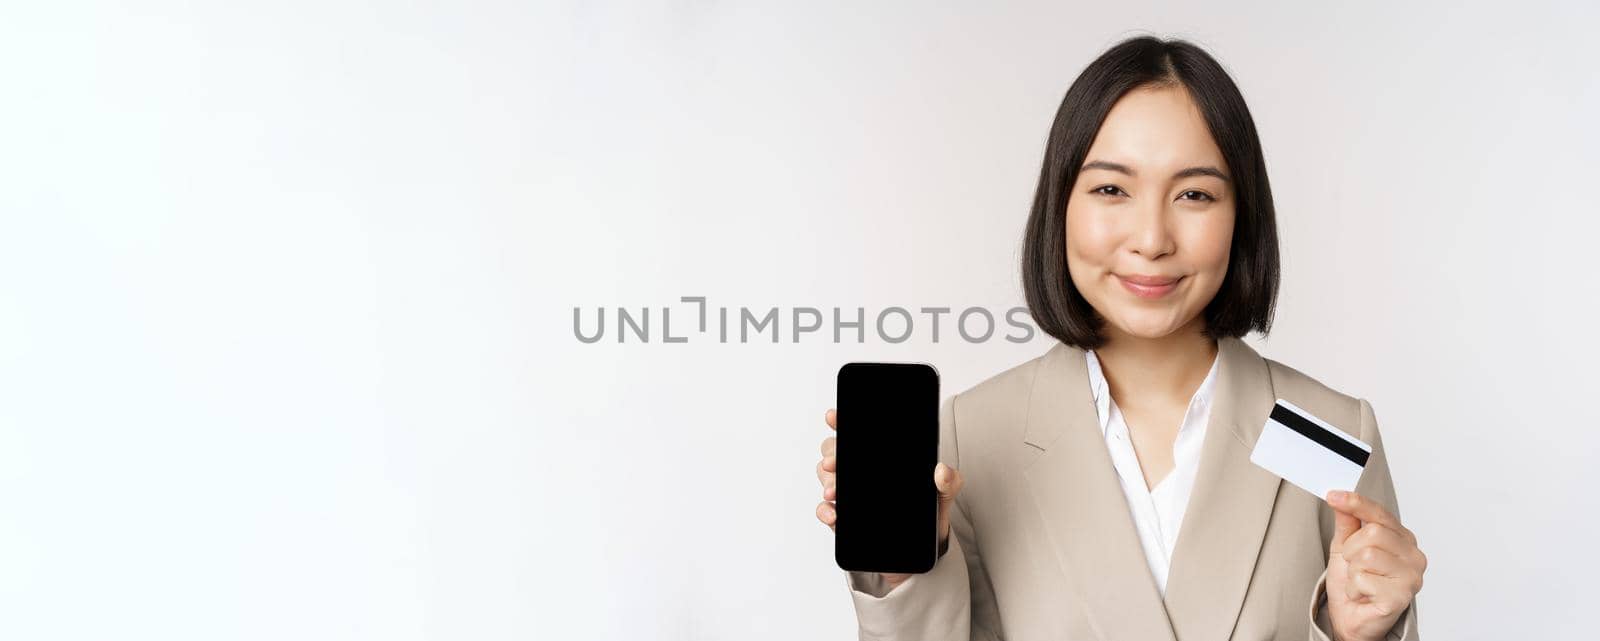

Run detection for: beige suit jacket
[[844, 336, 1419, 640]]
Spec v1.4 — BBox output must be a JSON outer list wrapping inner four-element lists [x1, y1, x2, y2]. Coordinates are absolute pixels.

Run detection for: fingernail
[[1328, 490, 1345, 503]]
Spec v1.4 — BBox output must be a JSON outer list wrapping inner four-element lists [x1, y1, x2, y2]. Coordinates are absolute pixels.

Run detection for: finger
[[816, 500, 836, 531], [821, 435, 835, 457], [815, 460, 836, 500], [1351, 574, 1413, 618], [934, 462, 964, 502], [933, 463, 962, 544], [815, 456, 835, 487], [1345, 566, 1383, 602], [1328, 490, 1408, 538], [1330, 503, 1361, 555], [825, 408, 836, 431], [1345, 522, 1413, 558], [1342, 543, 1407, 578], [820, 454, 835, 473], [1365, 590, 1410, 619]]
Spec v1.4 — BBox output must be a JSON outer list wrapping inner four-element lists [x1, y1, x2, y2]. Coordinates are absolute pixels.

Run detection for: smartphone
[[833, 361, 940, 574]]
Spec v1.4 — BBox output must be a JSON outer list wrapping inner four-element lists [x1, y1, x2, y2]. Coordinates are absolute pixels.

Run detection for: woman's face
[[1065, 84, 1236, 341]]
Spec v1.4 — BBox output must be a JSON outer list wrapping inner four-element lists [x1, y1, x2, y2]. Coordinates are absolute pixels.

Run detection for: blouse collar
[[1084, 345, 1222, 436]]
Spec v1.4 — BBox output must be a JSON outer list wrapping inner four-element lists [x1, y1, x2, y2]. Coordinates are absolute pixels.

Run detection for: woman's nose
[[1127, 200, 1176, 259]]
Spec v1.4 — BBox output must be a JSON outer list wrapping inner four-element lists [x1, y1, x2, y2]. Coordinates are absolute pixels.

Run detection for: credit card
[[1249, 399, 1372, 502]]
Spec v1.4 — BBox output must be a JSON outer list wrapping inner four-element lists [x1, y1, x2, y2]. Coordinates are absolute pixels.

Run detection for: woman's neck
[[1093, 321, 1219, 409]]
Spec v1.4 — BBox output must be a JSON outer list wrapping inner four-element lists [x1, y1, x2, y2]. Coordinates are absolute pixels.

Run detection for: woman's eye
[[1178, 190, 1214, 202], [1093, 185, 1126, 197]]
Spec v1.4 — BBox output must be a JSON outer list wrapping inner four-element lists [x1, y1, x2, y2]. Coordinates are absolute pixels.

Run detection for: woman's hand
[[816, 408, 964, 590], [1323, 489, 1427, 641]]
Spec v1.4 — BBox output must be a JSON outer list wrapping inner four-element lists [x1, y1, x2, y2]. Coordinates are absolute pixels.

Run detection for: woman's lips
[[1117, 274, 1182, 299]]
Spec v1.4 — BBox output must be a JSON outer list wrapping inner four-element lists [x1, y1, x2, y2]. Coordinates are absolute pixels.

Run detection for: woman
[[813, 36, 1426, 641]]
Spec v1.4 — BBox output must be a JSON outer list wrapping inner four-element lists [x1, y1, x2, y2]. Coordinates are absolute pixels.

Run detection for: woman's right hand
[[816, 407, 965, 590]]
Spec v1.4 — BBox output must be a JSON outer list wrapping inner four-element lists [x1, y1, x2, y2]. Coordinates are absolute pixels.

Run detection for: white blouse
[[1083, 347, 1221, 597]]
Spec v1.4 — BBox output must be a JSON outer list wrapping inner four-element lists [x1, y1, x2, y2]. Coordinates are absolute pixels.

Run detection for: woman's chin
[[1108, 313, 1190, 340]]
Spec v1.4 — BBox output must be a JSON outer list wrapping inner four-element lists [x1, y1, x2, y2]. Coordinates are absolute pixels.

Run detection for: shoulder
[[935, 346, 1058, 478], [946, 345, 1055, 424], [1260, 353, 1369, 441], [937, 343, 1072, 462]]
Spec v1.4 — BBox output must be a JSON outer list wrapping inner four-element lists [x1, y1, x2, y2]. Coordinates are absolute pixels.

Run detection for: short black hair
[[1021, 35, 1280, 349]]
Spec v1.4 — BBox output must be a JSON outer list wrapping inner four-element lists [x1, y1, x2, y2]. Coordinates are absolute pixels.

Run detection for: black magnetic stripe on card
[[1269, 403, 1371, 467]]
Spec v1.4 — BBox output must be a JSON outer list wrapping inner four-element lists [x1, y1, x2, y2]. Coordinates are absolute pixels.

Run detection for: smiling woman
[[816, 34, 1425, 641], [1021, 37, 1279, 351], [1065, 85, 1240, 340]]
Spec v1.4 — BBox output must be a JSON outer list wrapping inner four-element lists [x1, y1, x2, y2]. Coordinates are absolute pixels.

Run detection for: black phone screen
[[834, 362, 940, 574]]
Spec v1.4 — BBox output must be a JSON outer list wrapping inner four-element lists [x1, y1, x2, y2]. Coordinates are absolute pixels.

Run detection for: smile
[[1117, 274, 1183, 299]]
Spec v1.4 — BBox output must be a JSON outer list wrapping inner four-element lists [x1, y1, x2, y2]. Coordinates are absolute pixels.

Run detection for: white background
[[3, 1, 1598, 639]]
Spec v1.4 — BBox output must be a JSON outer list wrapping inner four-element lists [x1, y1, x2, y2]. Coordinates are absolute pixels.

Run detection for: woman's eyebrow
[[1081, 159, 1231, 183], [1173, 165, 1231, 182]]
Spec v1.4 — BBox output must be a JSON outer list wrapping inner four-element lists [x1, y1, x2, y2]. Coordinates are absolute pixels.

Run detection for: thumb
[[933, 462, 963, 546], [935, 462, 964, 503], [1330, 504, 1360, 555]]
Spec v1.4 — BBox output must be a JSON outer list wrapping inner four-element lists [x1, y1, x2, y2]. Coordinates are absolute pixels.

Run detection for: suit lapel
[[1021, 341, 1177, 641], [1161, 336, 1283, 640]]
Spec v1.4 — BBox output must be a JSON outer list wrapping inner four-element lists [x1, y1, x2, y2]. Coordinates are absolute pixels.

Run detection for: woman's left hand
[[1323, 489, 1427, 641]]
